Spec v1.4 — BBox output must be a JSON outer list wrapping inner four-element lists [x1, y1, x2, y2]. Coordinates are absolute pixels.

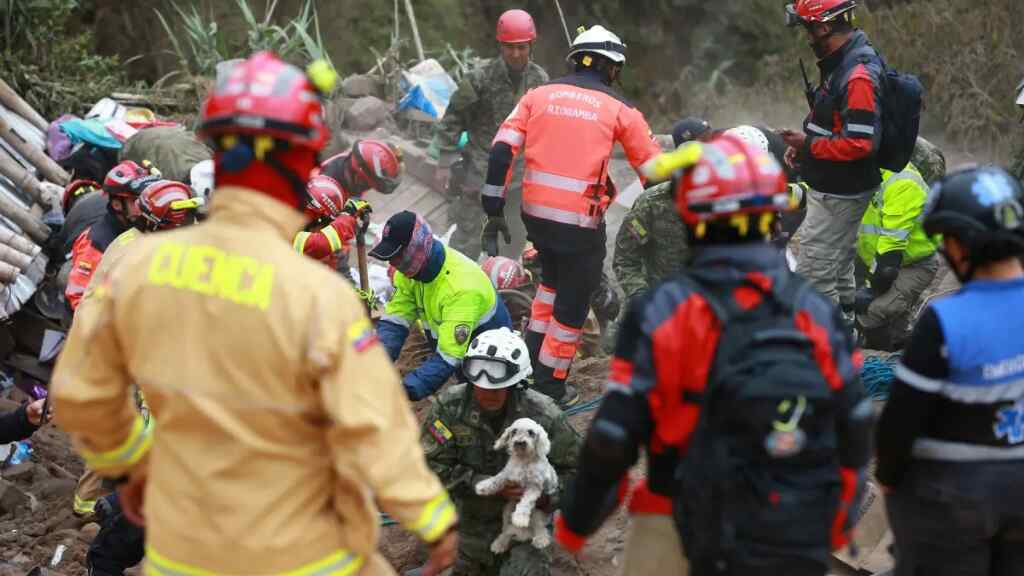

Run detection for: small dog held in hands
[[475, 417, 558, 552]]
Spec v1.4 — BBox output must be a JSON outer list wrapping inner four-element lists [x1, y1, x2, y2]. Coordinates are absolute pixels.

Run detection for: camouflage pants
[[448, 154, 526, 261], [452, 503, 551, 576], [859, 254, 939, 350]]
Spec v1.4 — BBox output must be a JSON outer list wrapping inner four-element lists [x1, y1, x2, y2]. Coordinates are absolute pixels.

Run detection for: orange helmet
[[304, 175, 346, 221], [137, 180, 198, 231], [786, 0, 857, 27], [672, 134, 788, 228], [481, 256, 531, 290], [496, 9, 537, 43]]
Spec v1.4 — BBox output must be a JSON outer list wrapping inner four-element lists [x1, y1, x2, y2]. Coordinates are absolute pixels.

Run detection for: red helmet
[[137, 180, 198, 231], [481, 256, 531, 290], [104, 160, 152, 202], [304, 175, 347, 221], [348, 140, 403, 195], [197, 51, 330, 152], [62, 179, 101, 214], [672, 134, 789, 227], [786, 0, 857, 27], [496, 9, 537, 43]]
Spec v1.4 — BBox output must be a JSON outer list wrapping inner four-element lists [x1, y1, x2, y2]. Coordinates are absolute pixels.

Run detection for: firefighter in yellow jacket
[[51, 52, 458, 576]]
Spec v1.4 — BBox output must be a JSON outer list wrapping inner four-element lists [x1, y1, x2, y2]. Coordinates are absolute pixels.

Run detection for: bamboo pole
[[0, 114, 69, 185], [0, 243, 31, 271], [0, 189, 49, 244], [0, 78, 48, 133], [0, 151, 46, 205], [0, 228, 40, 257], [403, 0, 425, 62]]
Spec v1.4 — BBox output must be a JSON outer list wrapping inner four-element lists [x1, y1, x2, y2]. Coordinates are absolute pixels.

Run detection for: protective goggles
[[463, 356, 520, 385]]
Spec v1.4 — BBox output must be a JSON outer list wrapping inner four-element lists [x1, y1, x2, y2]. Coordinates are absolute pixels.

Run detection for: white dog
[[474, 417, 558, 553]]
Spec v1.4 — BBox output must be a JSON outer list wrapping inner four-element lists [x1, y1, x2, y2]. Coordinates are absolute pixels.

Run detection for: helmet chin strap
[[264, 153, 313, 213]]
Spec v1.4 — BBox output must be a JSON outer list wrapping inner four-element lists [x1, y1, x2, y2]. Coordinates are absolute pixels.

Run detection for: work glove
[[870, 251, 903, 295], [854, 287, 875, 316], [342, 198, 372, 218], [788, 182, 809, 210], [482, 215, 511, 257]]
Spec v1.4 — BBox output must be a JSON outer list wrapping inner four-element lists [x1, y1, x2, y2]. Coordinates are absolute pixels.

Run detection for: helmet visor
[[463, 356, 517, 386]]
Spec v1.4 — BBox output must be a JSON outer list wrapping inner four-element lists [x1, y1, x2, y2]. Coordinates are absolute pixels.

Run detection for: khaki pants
[[860, 254, 940, 348], [621, 514, 689, 576], [796, 189, 875, 307], [74, 468, 110, 516]]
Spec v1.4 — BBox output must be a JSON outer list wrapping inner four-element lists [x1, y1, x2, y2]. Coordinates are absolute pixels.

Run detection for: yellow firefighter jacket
[[52, 186, 456, 576]]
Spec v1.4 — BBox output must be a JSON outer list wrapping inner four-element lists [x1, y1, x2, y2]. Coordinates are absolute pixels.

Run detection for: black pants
[[886, 460, 1024, 576], [87, 493, 145, 576], [523, 215, 605, 400]]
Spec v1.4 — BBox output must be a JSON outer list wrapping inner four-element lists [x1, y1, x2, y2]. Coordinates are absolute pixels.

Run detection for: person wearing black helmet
[[877, 166, 1024, 576]]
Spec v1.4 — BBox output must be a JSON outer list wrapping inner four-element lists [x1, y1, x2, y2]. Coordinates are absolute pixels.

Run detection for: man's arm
[[482, 94, 532, 217], [52, 269, 150, 479], [435, 74, 479, 168], [0, 405, 40, 444], [556, 297, 653, 551], [804, 69, 882, 162], [615, 107, 663, 183], [293, 215, 357, 261], [420, 398, 473, 496], [876, 308, 945, 488], [613, 198, 654, 299], [325, 310, 457, 545], [378, 277, 418, 361]]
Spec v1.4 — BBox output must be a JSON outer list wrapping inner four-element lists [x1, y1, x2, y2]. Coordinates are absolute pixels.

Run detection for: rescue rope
[[861, 354, 901, 400]]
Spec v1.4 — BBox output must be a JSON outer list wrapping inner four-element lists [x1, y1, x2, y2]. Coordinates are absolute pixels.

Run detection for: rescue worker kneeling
[[293, 173, 371, 274], [854, 163, 939, 351], [52, 52, 458, 576], [555, 134, 871, 576], [372, 211, 513, 400], [419, 328, 581, 576]]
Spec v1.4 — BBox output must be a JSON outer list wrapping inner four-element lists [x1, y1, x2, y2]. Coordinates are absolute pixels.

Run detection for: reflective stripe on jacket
[[52, 186, 455, 574], [857, 163, 937, 269], [490, 71, 661, 230]]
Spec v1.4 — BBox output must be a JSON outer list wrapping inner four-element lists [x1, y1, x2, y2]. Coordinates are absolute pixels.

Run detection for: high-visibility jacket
[[857, 163, 938, 270], [487, 70, 661, 230], [378, 243, 511, 400], [52, 187, 456, 576], [65, 212, 131, 311]]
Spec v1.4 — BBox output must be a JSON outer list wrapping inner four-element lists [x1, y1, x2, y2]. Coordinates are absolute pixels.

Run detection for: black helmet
[[671, 117, 712, 147], [924, 166, 1024, 266]]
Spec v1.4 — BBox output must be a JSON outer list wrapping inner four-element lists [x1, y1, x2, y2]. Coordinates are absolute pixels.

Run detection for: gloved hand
[[788, 182, 809, 210], [871, 251, 903, 295], [342, 198, 372, 218], [327, 214, 358, 247], [854, 287, 875, 316], [481, 215, 511, 257]]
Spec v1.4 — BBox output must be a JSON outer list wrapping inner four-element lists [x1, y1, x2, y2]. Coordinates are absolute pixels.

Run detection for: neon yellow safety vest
[[857, 163, 938, 270]]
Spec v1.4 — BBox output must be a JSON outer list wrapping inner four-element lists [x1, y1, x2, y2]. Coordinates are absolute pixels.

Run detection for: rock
[[396, 142, 442, 193], [341, 74, 381, 98], [37, 478, 76, 500], [78, 522, 100, 541], [344, 96, 392, 132], [0, 479, 28, 513], [2, 461, 35, 481]]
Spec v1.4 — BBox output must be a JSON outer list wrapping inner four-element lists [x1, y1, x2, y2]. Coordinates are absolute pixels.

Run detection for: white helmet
[[724, 125, 770, 153], [189, 159, 215, 215], [462, 327, 532, 389], [566, 25, 626, 64]]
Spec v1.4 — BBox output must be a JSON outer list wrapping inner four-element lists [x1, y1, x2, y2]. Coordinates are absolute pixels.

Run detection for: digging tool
[[356, 211, 373, 311]]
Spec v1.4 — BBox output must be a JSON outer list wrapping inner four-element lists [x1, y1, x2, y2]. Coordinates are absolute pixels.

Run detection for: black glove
[[481, 215, 511, 257], [854, 287, 875, 316], [871, 251, 903, 295]]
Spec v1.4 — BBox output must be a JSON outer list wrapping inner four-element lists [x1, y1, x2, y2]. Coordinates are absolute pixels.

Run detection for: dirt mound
[[0, 422, 90, 575]]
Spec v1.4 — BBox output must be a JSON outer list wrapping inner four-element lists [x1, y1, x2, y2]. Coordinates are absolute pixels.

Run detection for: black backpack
[[672, 271, 843, 575], [846, 46, 923, 172]]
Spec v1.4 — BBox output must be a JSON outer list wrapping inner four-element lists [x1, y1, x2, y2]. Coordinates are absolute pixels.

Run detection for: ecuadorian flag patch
[[347, 318, 378, 353], [429, 419, 453, 445]]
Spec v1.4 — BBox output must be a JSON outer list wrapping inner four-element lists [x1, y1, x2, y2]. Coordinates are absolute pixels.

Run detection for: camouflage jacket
[[435, 57, 548, 168], [910, 136, 947, 186], [613, 182, 691, 299], [421, 383, 580, 519]]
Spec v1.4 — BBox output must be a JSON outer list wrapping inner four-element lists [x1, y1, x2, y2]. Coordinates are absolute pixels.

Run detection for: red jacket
[[65, 213, 129, 311]]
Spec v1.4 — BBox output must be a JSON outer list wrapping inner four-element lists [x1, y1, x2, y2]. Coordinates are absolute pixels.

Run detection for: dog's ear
[[494, 425, 515, 451], [536, 426, 551, 458]]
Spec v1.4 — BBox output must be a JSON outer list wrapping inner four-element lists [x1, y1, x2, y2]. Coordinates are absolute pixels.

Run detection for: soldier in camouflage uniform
[[909, 136, 947, 186], [434, 10, 548, 260], [420, 328, 581, 576], [612, 118, 712, 299]]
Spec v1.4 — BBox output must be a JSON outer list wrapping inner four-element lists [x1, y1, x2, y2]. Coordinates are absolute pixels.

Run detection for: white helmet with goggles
[[462, 327, 533, 389]]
